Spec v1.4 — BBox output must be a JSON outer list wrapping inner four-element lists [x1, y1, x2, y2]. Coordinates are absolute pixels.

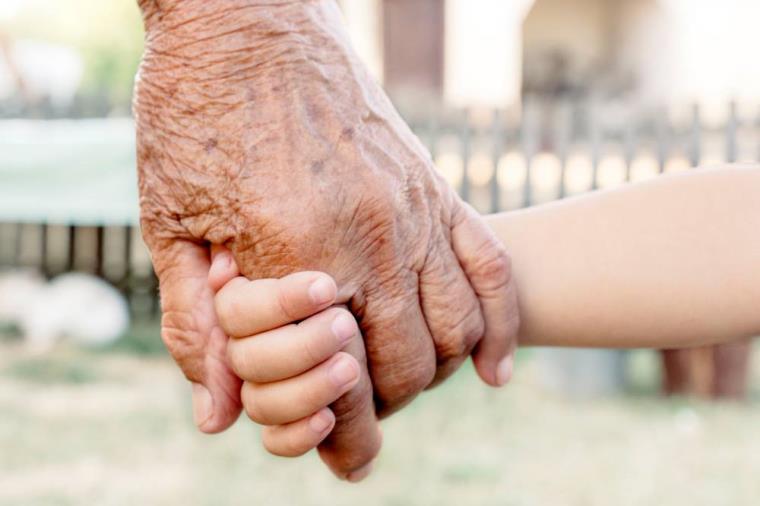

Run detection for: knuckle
[[462, 313, 486, 352], [275, 284, 299, 322], [227, 341, 260, 381], [331, 386, 374, 429], [300, 385, 330, 412], [262, 429, 307, 458], [214, 289, 238, 335], [307, 307, 352, 359], [375, 357, 436, 412], [242, 384, 273, 425], [298, 332, 322, 371], [470, 242, 512, 293], [261, 430, 284, 457], [432, 300, 485, 360], [214, 277, 251, 337]]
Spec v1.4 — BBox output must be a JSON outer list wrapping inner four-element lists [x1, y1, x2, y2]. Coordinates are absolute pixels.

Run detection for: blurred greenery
[[3, 354, 102, 384], [2, 0, 144, 110], [0, 319, 164, 384], [105, 319, 165, 356], [1, 345, 759, 505]]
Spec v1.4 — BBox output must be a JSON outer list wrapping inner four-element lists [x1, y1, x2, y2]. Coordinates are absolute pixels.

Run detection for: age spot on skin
[[310, 160, 325, 174], [205, 139, 218, 154]]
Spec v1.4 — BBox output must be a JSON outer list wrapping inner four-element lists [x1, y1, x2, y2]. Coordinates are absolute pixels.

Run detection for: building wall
[[522, 0, 617, 95], [383, 0, 445, 105], [617, 0, 760, 113], [445, 0, 532, 108], [340, 0, 760, 111]]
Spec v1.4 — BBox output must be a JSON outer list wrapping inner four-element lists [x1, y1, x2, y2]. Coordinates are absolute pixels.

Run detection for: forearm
[[486, 166, 760, 348]]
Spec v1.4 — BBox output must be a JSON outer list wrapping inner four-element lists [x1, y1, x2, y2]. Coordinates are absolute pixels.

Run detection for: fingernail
[[210, 250, 231, 272], [309, 277, 335, 306], [331, 313, 356, 346], [309, 408, 334, 434], [496, 355, 514, 386], [346, 461, 374, 483], [329, 356, 359, 387], [191, 382, 213, 429]]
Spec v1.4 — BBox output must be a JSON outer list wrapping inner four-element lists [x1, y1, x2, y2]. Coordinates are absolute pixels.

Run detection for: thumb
[[153, 239, 242, 433], [450, 200, 519, 387]]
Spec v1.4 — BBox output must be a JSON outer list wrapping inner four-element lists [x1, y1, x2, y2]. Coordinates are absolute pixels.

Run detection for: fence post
[[689, 103, 701, 168], [95, 226, 105, 278], [623, 117, 635, 183], [590, 100, 600, 190], [490, 108, 502, 213], [13, 223, 23, 265], [66, 225, 76, 272], [557, 99, 572, 199], [726, 100, 738, 163], [655, 107, 669, 173], [756, 105, 760, 162], [123, 225, 133, 310], [521, 98, 534, 207], [459, 108, 471, 201], [39, 223, 48, 277]]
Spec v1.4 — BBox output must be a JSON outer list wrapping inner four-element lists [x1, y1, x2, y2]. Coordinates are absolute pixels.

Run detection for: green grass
[[103, 318, 166, 356], [1, 343, 759, 505], [3, 354, 101, 384]]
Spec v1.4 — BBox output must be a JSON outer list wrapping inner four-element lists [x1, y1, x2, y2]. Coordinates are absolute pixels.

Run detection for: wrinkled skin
[[134, 0, 518, 479]]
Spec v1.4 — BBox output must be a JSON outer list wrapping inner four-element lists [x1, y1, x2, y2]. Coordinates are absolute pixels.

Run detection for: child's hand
[[208, 246, 381, 482], [220, 275, 359, 453]]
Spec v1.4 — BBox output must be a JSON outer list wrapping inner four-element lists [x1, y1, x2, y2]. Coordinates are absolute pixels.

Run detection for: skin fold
[[133, 0, 518, 478]]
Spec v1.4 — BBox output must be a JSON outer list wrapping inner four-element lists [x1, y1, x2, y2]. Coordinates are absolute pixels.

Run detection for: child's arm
[[487, 166, 760, 348]]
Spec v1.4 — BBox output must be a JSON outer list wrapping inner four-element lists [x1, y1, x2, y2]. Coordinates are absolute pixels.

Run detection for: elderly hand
[[134, 0, 518, 479]]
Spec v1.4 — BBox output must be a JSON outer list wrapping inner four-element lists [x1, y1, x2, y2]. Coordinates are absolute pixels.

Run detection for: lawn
[[1, 332, 759, 506]]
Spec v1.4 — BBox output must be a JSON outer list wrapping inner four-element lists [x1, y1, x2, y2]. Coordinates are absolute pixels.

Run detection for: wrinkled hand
[[134, 0, 518, 478]]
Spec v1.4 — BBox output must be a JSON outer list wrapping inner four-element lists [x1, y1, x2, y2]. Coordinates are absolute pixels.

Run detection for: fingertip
[[191, 382, 214, 430], [473, 351, 514, 388], [208, 245, 239, 292], [191, 362, 243, 434], [306, 273, 338, 307], [309, 407, 336, 435], [345, 461, 374, 483], [328, 352, 362, 391], [495, 353, 514, 386], [192, 384, 242, 434]]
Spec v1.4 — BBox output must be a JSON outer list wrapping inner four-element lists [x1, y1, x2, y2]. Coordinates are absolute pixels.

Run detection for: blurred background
[[1, 0, 759, 504]]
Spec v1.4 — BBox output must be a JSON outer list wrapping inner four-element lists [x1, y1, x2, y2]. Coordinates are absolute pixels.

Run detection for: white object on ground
[[0, 270, 129, 351]]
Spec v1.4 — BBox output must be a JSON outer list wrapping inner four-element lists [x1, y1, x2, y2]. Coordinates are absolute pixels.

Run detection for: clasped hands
[[207, 244, 517, 482], [134, 0, 519, 482]]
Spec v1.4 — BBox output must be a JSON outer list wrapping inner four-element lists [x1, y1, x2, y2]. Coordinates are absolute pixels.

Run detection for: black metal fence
[[0, 223, 158, 317], [1, 99, 758, 319]]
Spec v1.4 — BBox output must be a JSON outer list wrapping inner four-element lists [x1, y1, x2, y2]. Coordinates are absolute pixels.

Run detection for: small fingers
[[241, 352, 360, 425], [215, 272, 338, 338], [227, 307, 359, 383], [261, 408, 336, 457]]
